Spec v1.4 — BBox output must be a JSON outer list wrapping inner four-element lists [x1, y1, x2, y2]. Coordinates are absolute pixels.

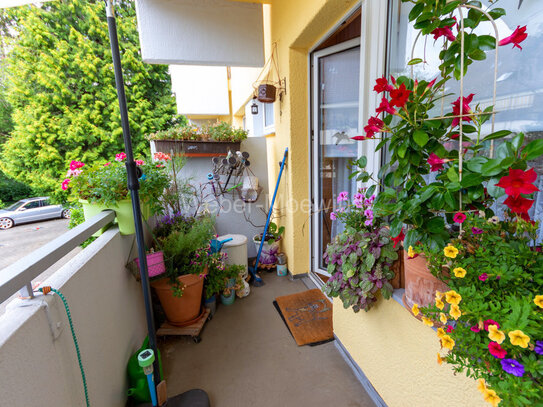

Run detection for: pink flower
[[451, 94, 475, 128], [470, 326, 481, 333], [351, 135, 366, 141], [427, 153, 447, 172], [364, 219, 372, 227], [479, 273, 488, 282], [61, 178, 70, 190], [376, 97, 396, 115], [431, 25, 456, 42], [330, 212, 337, 221], [135, 160, 145, 166], [426, 78, 437, 89], [373, 77, 394, 93], [115, 152, 127, 162], [363, 116, 385, 139], [472, 227, 483, 235], [69, 160, 84, 171], [488, 342, 507, 359], [446, 325, 454, 333], [337, 191, 349, 202], [66, 169, 82, 177], [453, 212, 466, 224], [484, 320, 500, 331], [104, 162, 111, 166], [156, 164, 164, 168], [499, 26, 527, 50]]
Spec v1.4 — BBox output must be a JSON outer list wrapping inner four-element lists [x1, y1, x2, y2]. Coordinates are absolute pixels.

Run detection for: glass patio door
[[312, 39, 362, 282]]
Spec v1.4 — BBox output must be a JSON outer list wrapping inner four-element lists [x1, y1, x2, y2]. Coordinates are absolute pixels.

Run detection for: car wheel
[[0, 218, 14, 230], [61, 209, 71, 219]]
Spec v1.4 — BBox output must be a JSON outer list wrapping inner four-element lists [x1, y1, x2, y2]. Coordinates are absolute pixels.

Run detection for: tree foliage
[[0, 0, 177, 196]]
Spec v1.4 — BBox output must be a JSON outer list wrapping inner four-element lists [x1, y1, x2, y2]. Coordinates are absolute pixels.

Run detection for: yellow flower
[[488, 325, 505, 344], [449, 304, 462, 320], [534, 295, 543, 309], [437, 327, 446, 338], [445, 290, 462, 305], [407, 245, 416, 258], [439, 313, 448, 325], [477, 378, 487, 394], [437, 353, 444, 365], [441, 334, 455, 350], [444, 244, 459, 258], [435, 290, 444, 301], [422, 316, 434, 327], [453, 267, 467, 278], [435, 298, 445, 310], [483, 389, 502, 407], [508, 330, 530, 348], [411, 303, 420, 316]]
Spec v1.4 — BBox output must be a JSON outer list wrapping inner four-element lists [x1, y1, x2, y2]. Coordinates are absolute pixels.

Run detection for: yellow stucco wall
[[334, 297, 487, 407]]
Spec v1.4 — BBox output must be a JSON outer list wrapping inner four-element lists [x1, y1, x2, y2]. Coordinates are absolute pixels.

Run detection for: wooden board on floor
[[157, 308, 210, 337], [274, 289, 333, 346]]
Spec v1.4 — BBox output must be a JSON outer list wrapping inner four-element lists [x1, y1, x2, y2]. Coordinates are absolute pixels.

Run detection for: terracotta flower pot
[[402, 250, 448, 312], [151, 274, 204, 326], [390, 249, 404, 289]]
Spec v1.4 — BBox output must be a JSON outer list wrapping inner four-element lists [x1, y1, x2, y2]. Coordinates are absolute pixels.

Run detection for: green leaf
[[419, 185, 437, 203], [481, 158, 503, 176], [365, 253, 376, 270], [466, 156, 487, 173], [408, 2, 425, 21], [488, 8, 506, 19], [366, 184, 376, 198], [444, 191, 457, 209], [442, 1, 461, 14], [461, 173, 483, 188], [408, 58, 423, 65], [483, 130, 512, 142], [447, 166, 459, 183], [469, 49, 486, 61], [397, 143, 408, 158], [413, 130, 429, 147], [478, 35, 497, 51], [511, 132, 524, 153], [487, 177, 505, 198], [522, 139, 543, 161], [426, 216, 445, 233]]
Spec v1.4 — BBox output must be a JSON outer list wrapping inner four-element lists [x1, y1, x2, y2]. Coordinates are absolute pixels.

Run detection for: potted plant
[[252, 221, 285, 266], [352, 1, 543, 309], [416, 211, 542, 407], [61, 153, 170, 235], [148, 121, 248, 157], [202, 250, 229, 316], [322, 189, 400, 312], [150, 214, 215, 326], [220, 264, 245, 306]]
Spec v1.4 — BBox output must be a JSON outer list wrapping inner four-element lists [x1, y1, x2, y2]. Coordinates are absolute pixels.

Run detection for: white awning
[[1, 0, 56, 8]]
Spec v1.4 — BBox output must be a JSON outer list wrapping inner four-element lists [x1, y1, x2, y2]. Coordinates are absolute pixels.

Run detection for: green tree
[[0, 0, 177, 196]]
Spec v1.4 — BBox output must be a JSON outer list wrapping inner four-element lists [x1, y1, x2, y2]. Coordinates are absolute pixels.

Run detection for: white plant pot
[[253, 234, 281, 265]]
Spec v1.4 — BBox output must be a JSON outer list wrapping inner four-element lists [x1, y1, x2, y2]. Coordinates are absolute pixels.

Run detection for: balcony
[[0, 212, 376, 406]]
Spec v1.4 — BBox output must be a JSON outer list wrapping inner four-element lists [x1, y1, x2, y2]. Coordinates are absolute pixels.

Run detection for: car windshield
[[4, 201, 23, 211]]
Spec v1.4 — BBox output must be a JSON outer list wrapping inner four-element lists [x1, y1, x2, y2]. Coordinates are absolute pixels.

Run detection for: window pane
[[264, 103, 274, 128]]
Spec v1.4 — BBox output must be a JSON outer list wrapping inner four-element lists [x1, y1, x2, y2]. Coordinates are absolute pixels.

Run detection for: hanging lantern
[[251, 97, 258, 115]]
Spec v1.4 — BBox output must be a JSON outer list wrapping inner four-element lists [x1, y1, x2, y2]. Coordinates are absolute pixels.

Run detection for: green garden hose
[[39, 287, 90, 407]]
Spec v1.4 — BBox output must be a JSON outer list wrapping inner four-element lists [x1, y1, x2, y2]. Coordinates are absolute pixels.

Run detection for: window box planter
[[79, 198, 150, 236], [151, 140, 241, 157]]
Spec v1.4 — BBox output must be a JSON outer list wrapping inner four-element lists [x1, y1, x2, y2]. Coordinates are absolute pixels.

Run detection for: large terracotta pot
[[151, 274, 204, 326], [402, 250, 448, 312]]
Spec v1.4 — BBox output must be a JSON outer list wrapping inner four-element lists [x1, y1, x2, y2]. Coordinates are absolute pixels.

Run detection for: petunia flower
[[373, 77, 394, 93], [435, 291, 444, 301], [376, 97, 397, 115], [449, 304, 461, 320], [437, 327, 446, 338], [453, 267, 466, 278], [439, 313, 448, 325], [499, 25, 527, 50], [443, 245, 459, 258], [453, 212, 466, 224], [488, 342, 507, 359], [411, 303, 420, 316], [535, 295, 543, 309], [435, 298, 445, 310], [389, 83, 412, 108], [482, 389, 502, 407], [437, 353, 444, 365], [477, 378, 487, 394], [483, 320, 500, 331], [446, 325, 454, 333], [422, 316, 434, 327], [488, 325, 505, 344], [500, 358, 525, 377], [508, 330, 530, 348], [445, 290, 462, 305], [407, 245, 418, 259], [440, 334, 455, 350], [391, 229, 405, 248], [470, 326, 480, 333], [427, 153, 448, 172], [535, 340, 543, 355], [451, 93, 475, 128], [496, 168, 539, 198], [479, 273, 488, 282], [472, 227, 483, 235]]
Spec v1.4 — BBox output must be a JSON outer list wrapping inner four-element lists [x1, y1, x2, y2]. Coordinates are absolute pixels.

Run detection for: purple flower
[[479, 273, 488, 282], [354, 199, 363, 208], [472, 227, 483, 235], [337, 191, 348, 202], [535, 341, 543, 356], [353, 193, 364, 201], [500, 358, 524, 377], [364, 209, 374, 219], [364, 219, 372, 227], [330, 212, 337, 221]]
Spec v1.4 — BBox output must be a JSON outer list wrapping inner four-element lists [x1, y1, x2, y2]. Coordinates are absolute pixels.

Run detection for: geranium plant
[[323, 190, 399, 312], [416, 213, 542, 407]]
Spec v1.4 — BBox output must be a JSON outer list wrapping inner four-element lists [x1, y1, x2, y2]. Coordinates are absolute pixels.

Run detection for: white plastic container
[[218, 234, 248, 278]]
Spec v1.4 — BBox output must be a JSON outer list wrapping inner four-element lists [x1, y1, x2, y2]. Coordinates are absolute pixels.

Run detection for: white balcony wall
[[0, 228, 147, 407], [135, 0, 264, 67], [170, 65, 230, 116], [231, 67, 261, 114]]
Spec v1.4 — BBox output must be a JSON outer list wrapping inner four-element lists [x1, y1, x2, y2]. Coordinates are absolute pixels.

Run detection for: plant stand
[[156, 308, 211, 343]]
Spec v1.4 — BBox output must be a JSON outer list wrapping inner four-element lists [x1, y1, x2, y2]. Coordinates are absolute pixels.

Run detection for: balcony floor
[[159, 273, 375, 407]]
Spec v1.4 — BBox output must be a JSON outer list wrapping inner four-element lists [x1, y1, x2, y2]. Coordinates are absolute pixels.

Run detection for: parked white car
[[0, 197, 70, 230]]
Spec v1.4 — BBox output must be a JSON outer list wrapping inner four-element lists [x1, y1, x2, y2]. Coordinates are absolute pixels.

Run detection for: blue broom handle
[[255, 148, 288, 269]]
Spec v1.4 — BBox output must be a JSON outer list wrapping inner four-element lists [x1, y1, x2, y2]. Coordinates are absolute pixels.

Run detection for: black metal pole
[[104, 0, 161, 387]]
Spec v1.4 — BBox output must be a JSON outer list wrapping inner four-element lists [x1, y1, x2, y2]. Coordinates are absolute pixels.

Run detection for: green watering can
[[127, 337, 164, 404]]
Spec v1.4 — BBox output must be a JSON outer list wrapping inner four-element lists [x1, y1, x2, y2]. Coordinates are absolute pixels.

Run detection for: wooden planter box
[[151, 140, 241, 157]]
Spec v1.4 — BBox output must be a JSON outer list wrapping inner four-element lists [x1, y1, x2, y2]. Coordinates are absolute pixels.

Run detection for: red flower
[[431, 25, 456, 42], [390, 83, 412, 108], [373, 77, 394, 93], [449, 133, 459, 140], [446, 325, 454, 333], [351, 136, 366, 141], [427, 153, 447, 172], [504, 195, 534, 215], [495, 168, 539, 198], [488, 342, 507, 359], [392, 229, 405, 248], [451, 94, 474, 127], [499, 26, 527, 50], [427, 78, 437, 89], [453, 212, 466, 224], [376, 97, 396, 115], [363, 116, 385, 138], [483, 320, 500, 331], [470, 326, 481, 333]]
